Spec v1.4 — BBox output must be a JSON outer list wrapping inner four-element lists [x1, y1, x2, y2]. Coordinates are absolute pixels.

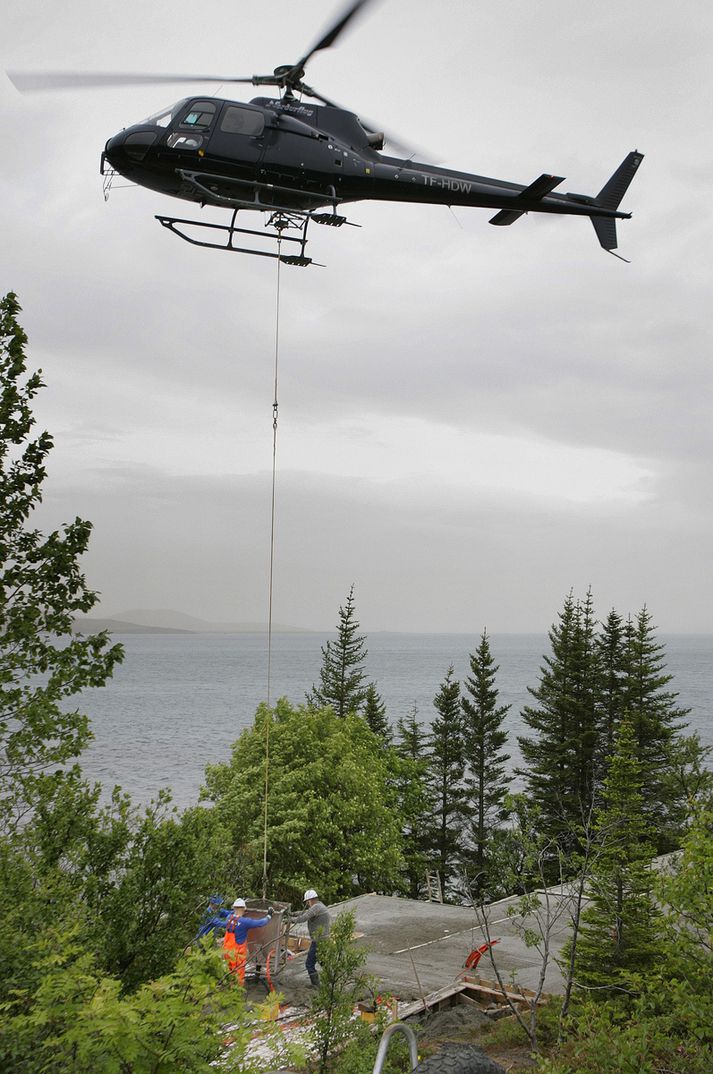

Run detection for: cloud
[[4, 0, 713, 632]]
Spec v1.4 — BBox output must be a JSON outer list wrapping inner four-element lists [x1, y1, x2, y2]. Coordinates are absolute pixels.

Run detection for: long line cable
[[266, 247, 281, 707], [262, 242, 282, 899]]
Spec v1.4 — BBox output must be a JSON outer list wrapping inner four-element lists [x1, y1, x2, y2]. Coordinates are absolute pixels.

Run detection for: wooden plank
[[462, 973, 541, 1001], [398, 976, 549, 1022], [462, 980, 548, 1008], [456, 992, 486, 1009], [398, 981, 469, 1020], [462, 983, 530, 1006]]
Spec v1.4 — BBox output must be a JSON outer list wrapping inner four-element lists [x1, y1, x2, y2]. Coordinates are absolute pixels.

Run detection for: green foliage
[[309, 910, 370, 1074], [393, 704, 432, 898], [518, 591, 600, 854], [657, 792, 713, 992], [82, 793, 236, 988], [307, 585, 369, 718], [479, 791, 558, 900], [484, 997, 562, 1052], [0, 927, 264, 1074], [619, 608, 692, 850], [0, 291, 123, 832], [538, 803, 713, 1072], [664, 731, 713, 815], [334, 1018, 412, 1074], [519, 592, 700, 865], [363, 682, 391, 743], [574, 720, 662, 994], [594, 608, 626, 773], [426, 667, 466, 894], [0, 775, 235, 997], [461, 630, 510, 897], [536, 989, 713, 1074], [205, 699, 403, 901]]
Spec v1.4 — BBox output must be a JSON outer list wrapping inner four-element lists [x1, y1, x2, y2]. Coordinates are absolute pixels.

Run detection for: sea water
[[79, 632, 713, 809]]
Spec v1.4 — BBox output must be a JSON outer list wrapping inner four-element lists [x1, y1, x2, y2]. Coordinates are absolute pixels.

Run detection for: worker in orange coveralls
[[222, 898, 272, 984]]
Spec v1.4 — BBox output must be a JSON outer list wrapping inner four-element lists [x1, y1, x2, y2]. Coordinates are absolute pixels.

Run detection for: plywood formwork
[[320, 893, 567, 999]]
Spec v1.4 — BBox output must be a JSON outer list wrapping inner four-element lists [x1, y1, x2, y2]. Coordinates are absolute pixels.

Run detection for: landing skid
[[156, 169, 359, 265], [156, 209, 316, 265]]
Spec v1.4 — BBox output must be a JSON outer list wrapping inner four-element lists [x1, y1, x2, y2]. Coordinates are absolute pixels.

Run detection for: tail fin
[[597, 151, 644, 210], [591, 150, 644, 255], [591, 215, 619, 253]]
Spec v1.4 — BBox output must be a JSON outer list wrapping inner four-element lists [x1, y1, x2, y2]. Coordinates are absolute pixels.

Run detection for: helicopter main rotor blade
[[300, 82, 434, 162], [7, 70, 257, 93], [285, 0, 378, 84], [9, 1, 381, 98]]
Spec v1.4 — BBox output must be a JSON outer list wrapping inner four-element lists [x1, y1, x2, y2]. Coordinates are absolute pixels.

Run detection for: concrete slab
[[286, 892, 569, 1002]]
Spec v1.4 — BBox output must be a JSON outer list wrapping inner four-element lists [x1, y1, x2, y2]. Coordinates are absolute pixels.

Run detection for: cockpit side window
[[180, 101, 217, 130], [220, 105, 265, 137]]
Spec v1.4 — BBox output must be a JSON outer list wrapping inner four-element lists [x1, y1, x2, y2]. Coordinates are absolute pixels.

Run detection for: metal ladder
[[425, 870, 443, 903]]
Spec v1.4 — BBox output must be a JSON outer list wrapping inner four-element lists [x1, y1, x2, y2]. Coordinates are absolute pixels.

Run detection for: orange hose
[[265, 948, 275, 992]]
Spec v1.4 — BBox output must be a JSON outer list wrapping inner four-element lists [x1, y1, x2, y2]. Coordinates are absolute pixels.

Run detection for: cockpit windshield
[[141, 100, 189, 128]]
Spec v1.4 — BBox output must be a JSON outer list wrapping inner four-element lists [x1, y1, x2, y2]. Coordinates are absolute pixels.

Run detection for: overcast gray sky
[[2, 0, 712, 632]]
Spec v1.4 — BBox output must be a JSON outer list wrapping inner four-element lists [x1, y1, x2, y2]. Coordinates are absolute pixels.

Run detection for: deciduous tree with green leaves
[[657, 790, 713, 987], [309, 910, 371, 1074], [204, 699, 403, 901], [80, 792, 236, 989], [0, 291, 123, 833], [0, 927, 271, 1074], [0, 775, 236, 997], [307, 585, 369, 717]]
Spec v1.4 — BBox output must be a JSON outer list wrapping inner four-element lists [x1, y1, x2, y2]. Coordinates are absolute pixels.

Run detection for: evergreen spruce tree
[[575, 719, 662, 993], [393, 704, 432, 898], [362, 682, 391, 743], [594, 607, 626, 779], [619, 607, 691, 850], [306, 584, 369, 717], [0, 292, 123, 833], [426, 667, 466, 895], [461, 630, 511, 897], [518, 590, 600, 853]]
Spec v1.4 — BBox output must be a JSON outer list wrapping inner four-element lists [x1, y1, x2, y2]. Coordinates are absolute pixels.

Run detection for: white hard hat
[[303, 889, 318, 901], [232, 898, 247, 908]]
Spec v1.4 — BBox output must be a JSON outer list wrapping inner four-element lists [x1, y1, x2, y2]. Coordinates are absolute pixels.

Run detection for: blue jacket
[[225, 912, 271, 944]]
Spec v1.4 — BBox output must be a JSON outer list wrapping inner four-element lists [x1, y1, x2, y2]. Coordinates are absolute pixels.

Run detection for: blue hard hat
[[208, 894, 224, 905]]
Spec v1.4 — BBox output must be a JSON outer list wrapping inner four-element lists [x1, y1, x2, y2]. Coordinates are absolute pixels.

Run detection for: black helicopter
[[9, 0, 643, 266]]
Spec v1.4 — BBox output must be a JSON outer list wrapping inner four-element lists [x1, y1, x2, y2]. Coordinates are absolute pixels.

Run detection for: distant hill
[[72, 617, 192, 635], [89, 608, 312, 633]]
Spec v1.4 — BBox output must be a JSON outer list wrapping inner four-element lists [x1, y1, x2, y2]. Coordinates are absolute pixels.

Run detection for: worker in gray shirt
[[291, 888, 330, 986]]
